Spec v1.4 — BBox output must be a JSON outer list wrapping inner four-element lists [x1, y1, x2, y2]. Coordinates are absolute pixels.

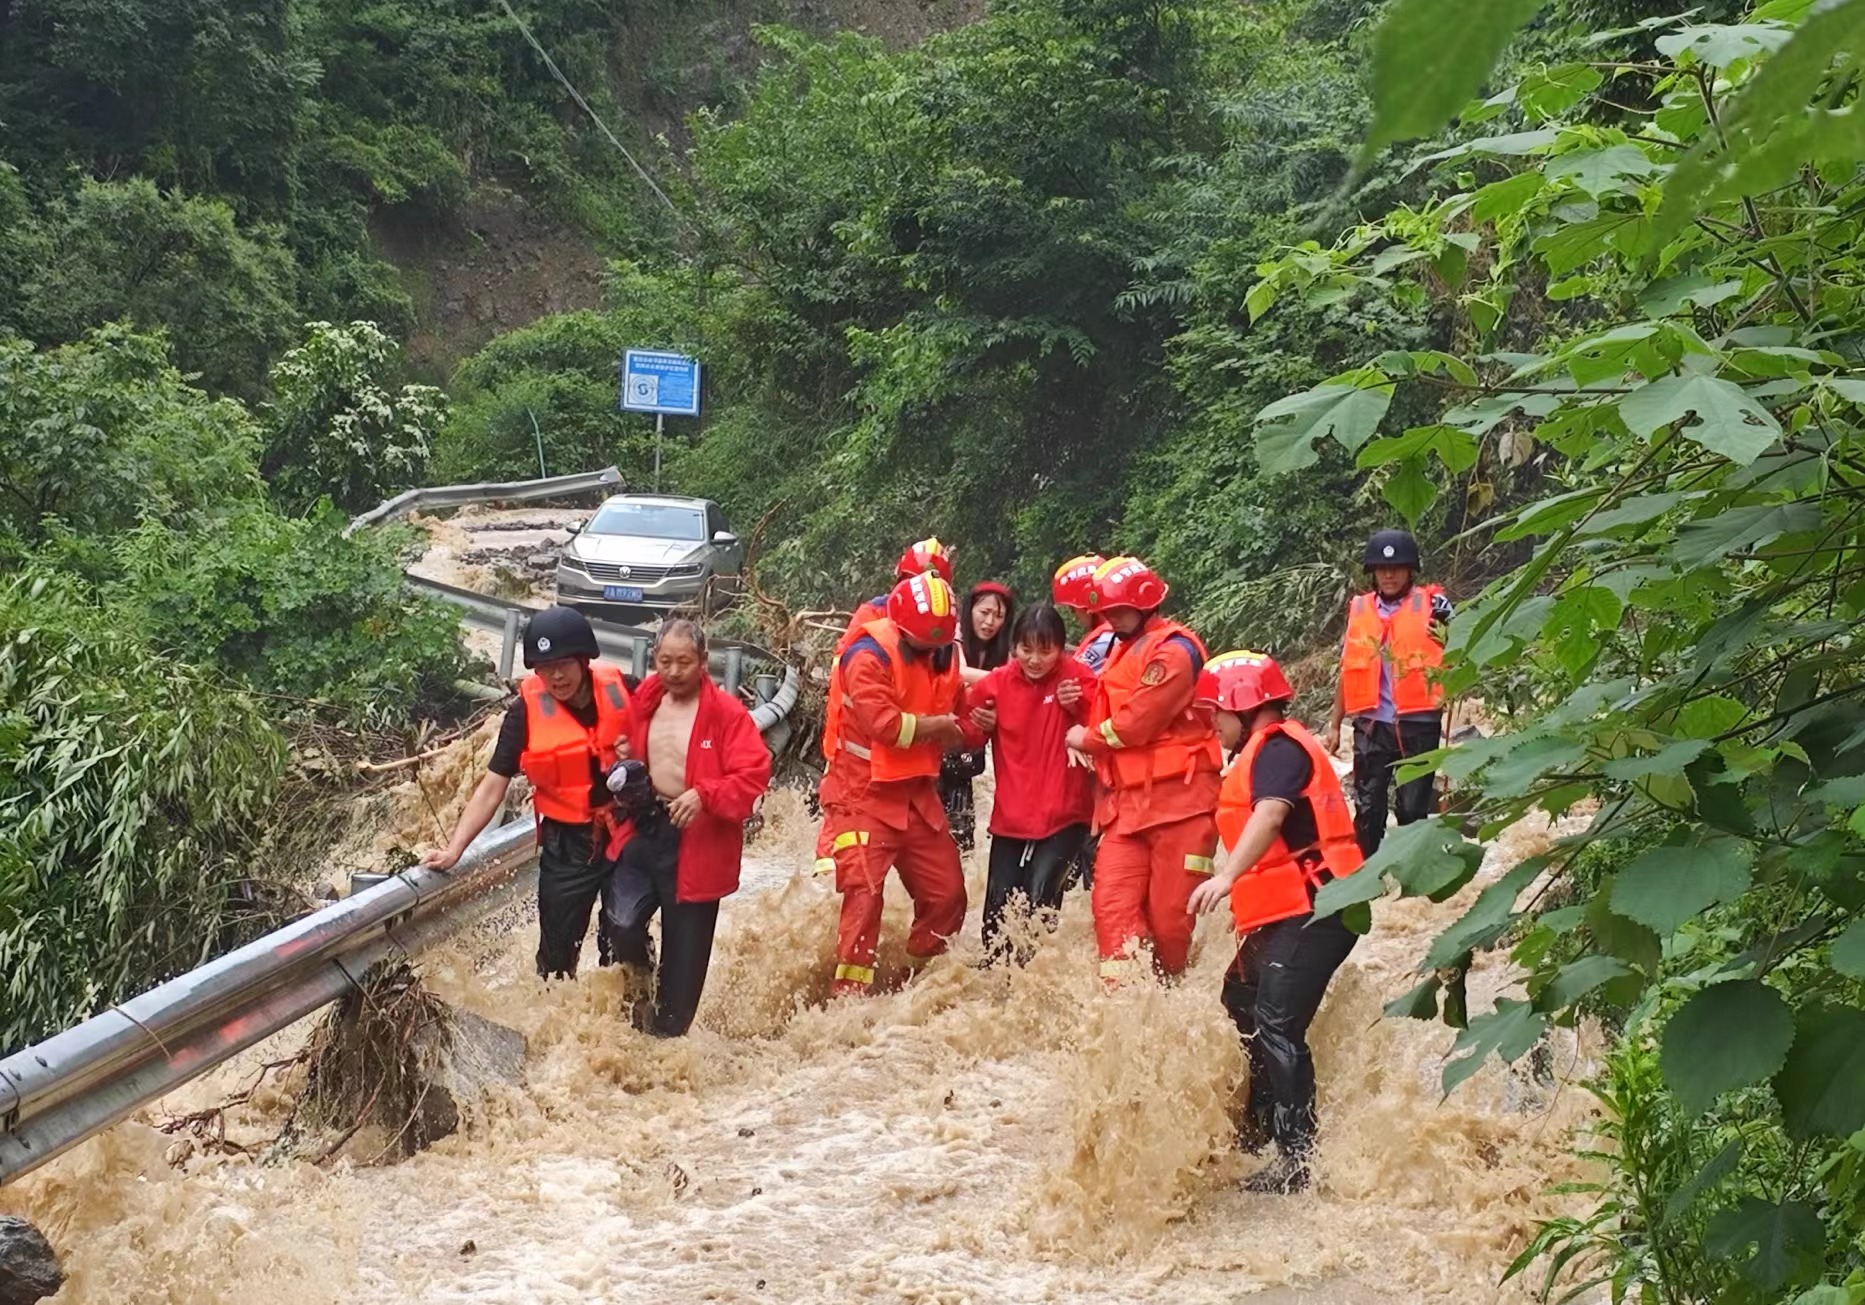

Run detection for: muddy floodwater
[[3, 777, 1597, 1304]]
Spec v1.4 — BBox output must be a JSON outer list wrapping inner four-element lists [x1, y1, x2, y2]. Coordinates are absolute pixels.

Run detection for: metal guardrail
[[405, 572, 781, 695], [345, 466, 623, 534], [0, 668, 799, 1187]]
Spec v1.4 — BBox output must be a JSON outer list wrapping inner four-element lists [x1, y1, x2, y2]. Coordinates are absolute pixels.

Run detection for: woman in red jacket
[[965, 604, 1097, 962], [602, 619, 772, 1036]]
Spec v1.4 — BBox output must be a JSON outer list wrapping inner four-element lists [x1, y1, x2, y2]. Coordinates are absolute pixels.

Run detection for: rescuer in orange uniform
[[817, 572, 973, 997], [831, 537, 957, 663], [1063, 557, 1221, 985], [1050, 553, 1111, 892], [423, 606, 632, 979], [1190, 651, 1365, 1195], [1051, 553, 1116, 676], [1325, 529, 1452, 856]]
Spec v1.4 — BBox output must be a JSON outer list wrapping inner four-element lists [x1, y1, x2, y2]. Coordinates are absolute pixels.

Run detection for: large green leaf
[[1484, 733, 1590, 798], [1379, 817, 1487, 900], [1619, 374, 1782, 465], [1672, 501, 1823, 570], [1311, 862, 1388, 919], [1364, 0, 1546, 156], [1382, 457, 1437, 525], [1425, 858, 1545, 969], [1828, 918, 1865, 978], [1656, 23, 1794, 67], [1773, 1004, 1865, 1139], [1538, 955, 1633, 1010], [1441, 997, 1546, 1095], [1660, 979, 1795, 1114], [1253, 382, 1394, 474], [1705, 1197, 1825, 1293], [1544, 144, 1659, 197], [1609, 841, 1753, 935], [1601, 738, 1711, 783]]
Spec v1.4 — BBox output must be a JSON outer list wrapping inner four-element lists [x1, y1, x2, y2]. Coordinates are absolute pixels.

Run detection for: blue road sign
[[620, 349, 701, 417]]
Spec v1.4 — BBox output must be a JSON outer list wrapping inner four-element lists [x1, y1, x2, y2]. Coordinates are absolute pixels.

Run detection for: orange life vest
[[822, 596, 889, 761], [1340, 585, 1445, 717], [1217, 719, 1364, 933], [1088, 619, 1222, 792], [822, 618, 958, 782], [519, 662, 631, 825]]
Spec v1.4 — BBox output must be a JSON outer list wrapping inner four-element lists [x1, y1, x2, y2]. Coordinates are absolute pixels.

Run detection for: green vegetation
[[1270, 2, 1865, 1297]]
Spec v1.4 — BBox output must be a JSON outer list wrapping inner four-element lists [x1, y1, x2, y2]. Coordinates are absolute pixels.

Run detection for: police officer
[[423, 606, 632, 978], [1326, 529, 1452, 856]]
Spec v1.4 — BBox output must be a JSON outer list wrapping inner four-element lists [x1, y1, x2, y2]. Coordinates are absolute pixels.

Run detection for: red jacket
[[626, 675, 772, 902], [966, 660, 1096, 840]]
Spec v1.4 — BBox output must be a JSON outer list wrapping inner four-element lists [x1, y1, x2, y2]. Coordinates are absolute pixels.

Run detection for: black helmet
[[523, 606, 600, 667], [1362, 529, 1420, 570]]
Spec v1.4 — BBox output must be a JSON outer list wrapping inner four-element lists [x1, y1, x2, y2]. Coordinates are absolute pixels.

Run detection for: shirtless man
[[602, 619, 771, 1036]]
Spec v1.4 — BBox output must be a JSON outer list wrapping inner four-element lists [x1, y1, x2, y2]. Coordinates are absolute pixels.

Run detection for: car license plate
[[603, 585, 644, 602]]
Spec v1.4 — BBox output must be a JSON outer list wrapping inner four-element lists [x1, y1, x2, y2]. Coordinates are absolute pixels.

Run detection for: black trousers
[[1221, 913, 1358, 1157], [1350, 714, 1441, 856], [536, 818, 609, 979], [600, 814, 720, 1037], [982, 824, 1090, 962]]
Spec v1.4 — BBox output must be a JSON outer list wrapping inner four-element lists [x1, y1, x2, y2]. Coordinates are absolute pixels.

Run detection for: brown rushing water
[[3, 779, 1598, 1304]]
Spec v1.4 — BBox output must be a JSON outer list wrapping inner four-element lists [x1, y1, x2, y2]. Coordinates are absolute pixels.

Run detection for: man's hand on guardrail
[[419, 848, 461, 871]]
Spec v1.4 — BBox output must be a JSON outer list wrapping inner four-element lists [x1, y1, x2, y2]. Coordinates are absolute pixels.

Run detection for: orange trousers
[[1090, 812, 1218, 983], [821, 806, 967, 992]]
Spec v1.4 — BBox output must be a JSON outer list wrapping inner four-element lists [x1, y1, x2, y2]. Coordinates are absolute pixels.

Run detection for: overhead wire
[[490, 0, 691, 232]]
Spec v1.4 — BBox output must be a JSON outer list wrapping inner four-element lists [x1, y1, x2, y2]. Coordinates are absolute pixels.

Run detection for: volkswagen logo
[[617, 566, 632, 579]]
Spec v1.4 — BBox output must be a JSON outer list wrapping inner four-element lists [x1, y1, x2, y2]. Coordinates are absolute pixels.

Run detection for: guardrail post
[[631, 636, 648, 679], [724, 647, 744, 696], [753, 672, 778, 704], [499, 608, 521, 680]]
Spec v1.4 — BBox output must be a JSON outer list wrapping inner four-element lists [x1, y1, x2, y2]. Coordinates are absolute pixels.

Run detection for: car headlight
[[668, 564, 704, 578]]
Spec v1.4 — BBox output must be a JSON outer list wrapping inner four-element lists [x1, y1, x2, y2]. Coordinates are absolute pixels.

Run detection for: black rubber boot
[[1243, 1149, 1311, 1195]]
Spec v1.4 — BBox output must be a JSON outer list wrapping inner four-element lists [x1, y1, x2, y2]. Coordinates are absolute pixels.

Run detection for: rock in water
[[0, 1217, 63, 1304], [405, 1009, 527, 1154]]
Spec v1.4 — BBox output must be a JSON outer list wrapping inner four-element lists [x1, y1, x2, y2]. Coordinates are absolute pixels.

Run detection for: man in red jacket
[[966, 603, 1097, 962], [602, 619, 771, 1036]]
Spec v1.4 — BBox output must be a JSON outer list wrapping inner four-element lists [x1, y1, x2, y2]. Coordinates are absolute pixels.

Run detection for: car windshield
[[586, 502, 705, 540]]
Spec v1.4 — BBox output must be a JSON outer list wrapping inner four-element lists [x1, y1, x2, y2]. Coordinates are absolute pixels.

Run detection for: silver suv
[[555, 494, 744, 617]]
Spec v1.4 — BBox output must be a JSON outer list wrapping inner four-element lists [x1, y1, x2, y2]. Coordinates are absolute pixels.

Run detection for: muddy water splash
[[3, 785, 1596, 1303]]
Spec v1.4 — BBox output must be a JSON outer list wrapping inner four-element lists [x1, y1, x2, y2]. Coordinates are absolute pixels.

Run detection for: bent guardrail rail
[[0, 665, 799, 1187], [345, 466, 623, 534], [405, 573, 784, 695]]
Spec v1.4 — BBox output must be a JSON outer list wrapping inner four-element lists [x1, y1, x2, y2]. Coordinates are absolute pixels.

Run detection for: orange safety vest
[[822, 618, 959, 782], [1088, 619, 1222, 791], [822, 596, 889, 761], [1217, 719, 1365, 933], [518, 662, 631, 825], [1340, 585, 1445, 717]]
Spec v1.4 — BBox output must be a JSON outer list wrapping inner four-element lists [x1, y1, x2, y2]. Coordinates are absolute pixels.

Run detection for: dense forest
[[8, 0, 1865, 1297]]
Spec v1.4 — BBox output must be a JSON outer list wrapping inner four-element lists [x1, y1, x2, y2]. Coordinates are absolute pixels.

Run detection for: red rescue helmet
[[895, 537, 955, 584], [1207, 649, 1295, 714], [1084, 556, 1169, 613], [887, 573, 959, 647], [1051, 554, 1105, 611]]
